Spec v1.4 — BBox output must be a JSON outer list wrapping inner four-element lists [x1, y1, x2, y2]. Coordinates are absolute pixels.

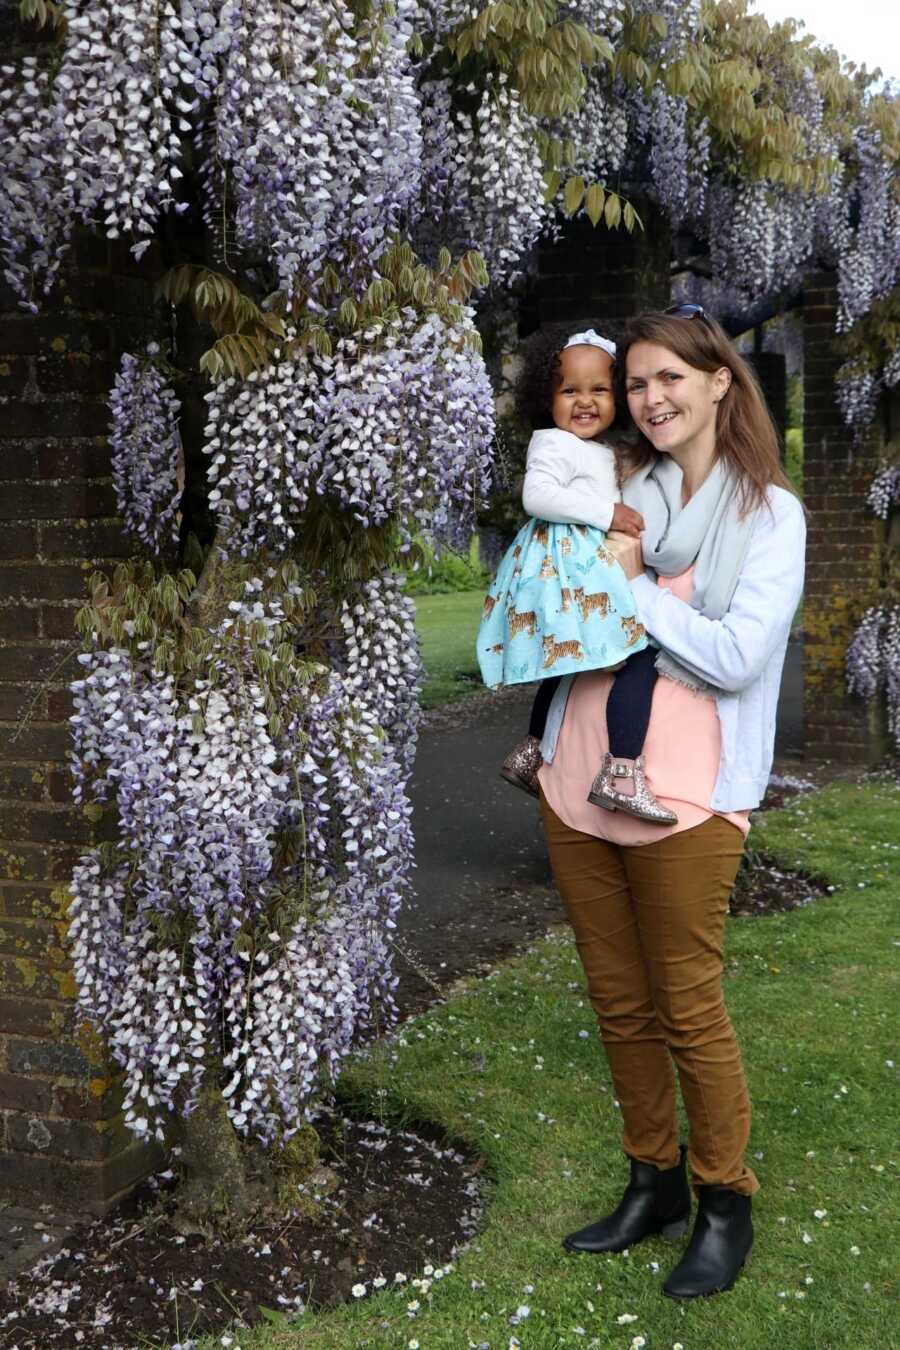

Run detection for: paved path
[[401, 638, 804, 940]]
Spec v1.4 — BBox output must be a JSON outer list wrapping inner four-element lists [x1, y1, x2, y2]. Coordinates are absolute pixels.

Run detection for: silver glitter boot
[[500, 735, 543, 798], [587, 753, 678, 825]]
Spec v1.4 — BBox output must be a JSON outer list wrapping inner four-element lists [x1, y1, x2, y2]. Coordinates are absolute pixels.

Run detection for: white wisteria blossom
[[205, 310, 494, 554]]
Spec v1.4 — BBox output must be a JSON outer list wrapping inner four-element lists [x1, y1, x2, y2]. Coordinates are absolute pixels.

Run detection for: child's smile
[[552, 345, 616, 440]]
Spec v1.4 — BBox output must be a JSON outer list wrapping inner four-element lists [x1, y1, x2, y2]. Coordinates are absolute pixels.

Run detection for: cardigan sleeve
[[521, 430, 618, 531], [630, 488, 806, 693]]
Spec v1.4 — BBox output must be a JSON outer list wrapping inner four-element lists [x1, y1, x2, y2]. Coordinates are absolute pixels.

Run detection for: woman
[[537, 305, 805, 1299]]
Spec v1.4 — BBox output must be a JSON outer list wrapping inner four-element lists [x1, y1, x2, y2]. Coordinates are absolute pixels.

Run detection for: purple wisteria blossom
[[109, 348, 182, 553], [207, 0, 423, 298], [0, 58, 73, 310], [846, 604, 900, 751], [69, 579, 414, 1143]]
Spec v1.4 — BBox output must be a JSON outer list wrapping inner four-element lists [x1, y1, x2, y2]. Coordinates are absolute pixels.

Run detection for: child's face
[[551, 345, 616, 440]]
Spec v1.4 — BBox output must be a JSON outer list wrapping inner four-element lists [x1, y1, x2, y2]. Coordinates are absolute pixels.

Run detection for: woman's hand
[[605, 529, 644, 580]]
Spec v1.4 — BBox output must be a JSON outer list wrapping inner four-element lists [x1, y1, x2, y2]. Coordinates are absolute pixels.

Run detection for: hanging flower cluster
[[109, 346, 182, 553], [337, 570, 422, 779], [68, 577, 413, 1141], [867, 463, 900, 519], [206, 310, 494, 555], [646, 88, 709, 229], [421, 74, 551, 284], [554, 67, 629, 188], [846, 604, 900, 750], [0, 57, 71, 310], [207, 0, 423, 298], [53, 0, 196, 252]]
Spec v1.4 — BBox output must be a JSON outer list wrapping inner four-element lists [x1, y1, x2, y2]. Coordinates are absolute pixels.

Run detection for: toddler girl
[[477, 325, 677, 825]]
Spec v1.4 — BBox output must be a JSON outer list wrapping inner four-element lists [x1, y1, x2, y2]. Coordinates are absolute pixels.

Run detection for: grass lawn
[[200, 779, 899, 1348], [415, 589, 486, 708]]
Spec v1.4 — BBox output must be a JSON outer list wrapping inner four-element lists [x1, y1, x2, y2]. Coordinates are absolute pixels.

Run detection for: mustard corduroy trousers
[[541, 795, 758, 1195]]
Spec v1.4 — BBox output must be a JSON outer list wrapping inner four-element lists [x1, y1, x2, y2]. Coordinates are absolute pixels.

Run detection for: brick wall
[[535, 210, 672, 327], [0, 233, 165, 1212], [802, 270, 889, 764]]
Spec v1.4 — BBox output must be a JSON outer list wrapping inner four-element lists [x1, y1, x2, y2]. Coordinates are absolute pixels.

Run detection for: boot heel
[[661, 1214, 690, 1241]]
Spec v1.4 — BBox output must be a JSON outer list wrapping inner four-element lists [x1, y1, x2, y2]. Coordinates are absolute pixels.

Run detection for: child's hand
[[610, 503, 645, 538]]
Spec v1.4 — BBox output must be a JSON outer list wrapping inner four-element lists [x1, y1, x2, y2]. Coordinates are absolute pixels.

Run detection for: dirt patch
[[0, 1112, 484, 1349], [729, 851, 832, 918]]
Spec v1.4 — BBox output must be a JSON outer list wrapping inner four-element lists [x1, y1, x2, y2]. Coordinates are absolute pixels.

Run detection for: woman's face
[[551, 345, 617, 440], [624, 341, 730, 463]]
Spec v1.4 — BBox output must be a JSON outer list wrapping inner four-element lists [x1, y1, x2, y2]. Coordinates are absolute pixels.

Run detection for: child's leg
[[528, 676, 560, 740], [605, 647, 658, 759]]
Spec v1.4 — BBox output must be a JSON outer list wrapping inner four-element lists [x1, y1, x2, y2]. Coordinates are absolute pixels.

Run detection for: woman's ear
[[712, 366, 732, 403]]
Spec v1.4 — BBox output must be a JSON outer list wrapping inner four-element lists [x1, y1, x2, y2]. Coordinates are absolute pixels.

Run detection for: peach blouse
[[537, 568, 751, 846]]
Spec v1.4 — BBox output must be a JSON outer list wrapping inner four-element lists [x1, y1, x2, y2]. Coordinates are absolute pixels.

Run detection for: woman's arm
[[522, 429, 618, 530], [616, 490, 806, 693]]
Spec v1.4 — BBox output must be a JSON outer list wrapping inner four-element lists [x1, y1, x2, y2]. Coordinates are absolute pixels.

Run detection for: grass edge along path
[[415, 590, 485, 709], [204, 780, 898, 1350]]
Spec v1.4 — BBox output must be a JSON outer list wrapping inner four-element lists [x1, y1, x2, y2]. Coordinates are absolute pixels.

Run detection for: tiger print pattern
[[621, 615, 646, 647], [574, 586, 611, 621], [482, 594, 497, 619], [539, 554, 558, 580], [542, 634, 584, 669], [507, 606, 538, 639], [558, 587, 572, 613]]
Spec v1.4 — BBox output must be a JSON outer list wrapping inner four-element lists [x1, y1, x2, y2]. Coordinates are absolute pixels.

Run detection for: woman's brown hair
[[616, 310, 799, 516]]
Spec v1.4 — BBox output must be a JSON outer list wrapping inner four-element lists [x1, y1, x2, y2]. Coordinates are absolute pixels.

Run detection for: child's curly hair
[[514, 318, 625, 432]]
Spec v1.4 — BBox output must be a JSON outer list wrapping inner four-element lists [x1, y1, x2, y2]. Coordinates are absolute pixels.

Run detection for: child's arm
[[522, 429, 618, 530]]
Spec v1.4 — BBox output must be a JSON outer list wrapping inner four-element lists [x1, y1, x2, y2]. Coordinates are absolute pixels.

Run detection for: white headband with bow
[[564, 329, 616, 358]]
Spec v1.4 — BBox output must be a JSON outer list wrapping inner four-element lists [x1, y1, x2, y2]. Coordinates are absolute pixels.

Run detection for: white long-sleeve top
[[521, 427, 620, 532], [541, 485, 806, 812]]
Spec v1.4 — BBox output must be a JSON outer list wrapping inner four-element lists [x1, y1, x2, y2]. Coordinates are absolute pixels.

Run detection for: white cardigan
[[521, 427, 619, 532], [540, 485, 806, 812]]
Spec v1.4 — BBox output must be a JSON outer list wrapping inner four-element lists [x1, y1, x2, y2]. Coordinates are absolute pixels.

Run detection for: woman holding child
[[480, 305, 805, 1298]]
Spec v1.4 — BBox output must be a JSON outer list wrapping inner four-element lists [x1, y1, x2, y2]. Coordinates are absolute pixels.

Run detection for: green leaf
[[543, 170, 562, 203], [584, 182, 606, 226], [563, 174, 586, 216], [603, 192, 622, 229]]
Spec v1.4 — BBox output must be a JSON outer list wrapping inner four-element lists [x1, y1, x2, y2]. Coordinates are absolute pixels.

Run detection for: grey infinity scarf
[[622, 456, 756, 692]]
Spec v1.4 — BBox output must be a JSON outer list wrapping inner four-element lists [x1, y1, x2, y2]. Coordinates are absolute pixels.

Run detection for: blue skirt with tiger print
[[476, 518, 648, 689]]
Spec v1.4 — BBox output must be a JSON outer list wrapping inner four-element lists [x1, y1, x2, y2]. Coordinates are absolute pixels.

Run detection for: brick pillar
[[534, 209, 671, 327], [802, 271, 889, 764], [0, 236, 165, 1212]]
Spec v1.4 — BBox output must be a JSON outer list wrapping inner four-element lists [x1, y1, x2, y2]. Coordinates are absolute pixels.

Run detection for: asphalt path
[[400, 638, 803, 945]]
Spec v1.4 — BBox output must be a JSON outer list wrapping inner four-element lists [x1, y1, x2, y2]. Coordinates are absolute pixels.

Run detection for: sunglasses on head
[[665, 302, 710, 322]]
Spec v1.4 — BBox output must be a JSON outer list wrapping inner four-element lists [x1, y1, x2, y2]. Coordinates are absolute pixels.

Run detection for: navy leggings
[[528, 646, 658, 760]]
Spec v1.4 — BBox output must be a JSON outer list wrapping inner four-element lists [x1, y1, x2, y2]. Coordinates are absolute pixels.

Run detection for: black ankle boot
[[662, 1185, 753, 1298], [563, 1146, 691, 1255]]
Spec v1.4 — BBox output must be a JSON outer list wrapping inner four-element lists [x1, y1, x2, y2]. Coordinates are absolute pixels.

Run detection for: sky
[[749, 0, 899, 86]]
